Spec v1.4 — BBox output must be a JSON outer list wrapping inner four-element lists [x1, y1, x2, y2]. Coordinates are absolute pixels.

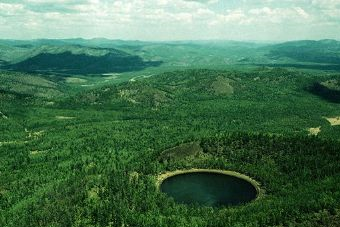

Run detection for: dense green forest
[[1, 65, 340, 226], [1, 45, 161, 74], [2, 39, 340, 74]]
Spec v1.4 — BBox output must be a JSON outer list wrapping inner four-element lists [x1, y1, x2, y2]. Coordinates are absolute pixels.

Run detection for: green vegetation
[[1, 39, 340, 226], [158, 142, 203, 163], [308, 79, 340, 103], [0, 71, 64, 98], [267, 39, 340, 65], [2, 39, 340, 76], [2, 45, 161, 74]]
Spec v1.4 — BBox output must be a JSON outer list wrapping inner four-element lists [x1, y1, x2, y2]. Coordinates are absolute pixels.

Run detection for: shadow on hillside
[[307, 82, 340, 103], [253, 63, 340, 71], [3, 51, 162, 74], [0, 60, 7, 66]]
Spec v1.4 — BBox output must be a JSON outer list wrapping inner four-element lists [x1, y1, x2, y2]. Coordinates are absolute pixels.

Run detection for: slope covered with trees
[[1, 45, 162, 74], [266, 39, 340, 64], [1, 68, 340, 227], [2, 39, 340, 75]]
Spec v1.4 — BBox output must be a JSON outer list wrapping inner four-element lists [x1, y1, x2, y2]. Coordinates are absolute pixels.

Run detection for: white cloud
[[0, 0, 339, 40], [248, 7, 310, 23], [294, 7, 309, 19], [0, 3, 24, 15], [312, 0, 340, 9]]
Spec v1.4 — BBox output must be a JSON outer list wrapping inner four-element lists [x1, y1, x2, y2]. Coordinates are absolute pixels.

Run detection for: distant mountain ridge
[[266, 39, 340, 64], [1, 39, 340, 75], [1, 45, 162, 74]]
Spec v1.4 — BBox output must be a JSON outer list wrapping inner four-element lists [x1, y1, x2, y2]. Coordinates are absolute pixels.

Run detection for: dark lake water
[[160, 172, 257, 207]]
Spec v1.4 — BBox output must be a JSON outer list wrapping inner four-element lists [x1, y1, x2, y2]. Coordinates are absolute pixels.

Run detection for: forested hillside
[[267, 39, 340, 64], [1, 68, 340, 226], [2, 45, 161, 74], [2, 39, 340, 76]]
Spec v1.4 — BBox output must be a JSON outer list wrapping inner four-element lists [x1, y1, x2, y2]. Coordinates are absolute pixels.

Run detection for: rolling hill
[[266, 39, 340, 64], [0, 71, 64, 99], [1, 67, 340, 227], [1, 45, 162, 74], [1, 39, 340, 76]]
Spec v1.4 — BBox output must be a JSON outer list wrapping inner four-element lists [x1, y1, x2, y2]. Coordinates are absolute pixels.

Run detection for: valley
[[0, 39, 340, 227]]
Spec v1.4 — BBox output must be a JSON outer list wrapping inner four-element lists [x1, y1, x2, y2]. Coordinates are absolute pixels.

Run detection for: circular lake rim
[[156, 169, 263, 204]]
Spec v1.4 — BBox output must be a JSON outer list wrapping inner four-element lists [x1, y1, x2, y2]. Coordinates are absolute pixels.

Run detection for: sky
[[0, 0, 339, 41]]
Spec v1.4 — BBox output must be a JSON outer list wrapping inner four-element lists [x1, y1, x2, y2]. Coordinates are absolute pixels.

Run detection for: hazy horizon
[[1, 0, 339, 41], [1, 37, 339, 43]]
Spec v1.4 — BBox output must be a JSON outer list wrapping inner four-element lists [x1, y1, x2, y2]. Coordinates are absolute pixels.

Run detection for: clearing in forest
[[308, 127, 321, 136], [324, 116, 340, 126], [66, 77, 87, 84], [56, 116, 76, 120], [211, 76, 234, 96], [0, 141, 26, 146], [0, 111, 8, 119], [30, 150, 48, 155]]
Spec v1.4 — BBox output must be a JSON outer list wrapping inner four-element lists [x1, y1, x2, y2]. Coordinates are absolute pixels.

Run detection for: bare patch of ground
[[56, 116, 76, 120], [30, 150, 48, 155], [88, 187, 100, 201], [0, 141, 16, 146], [158, 142, 203, 162], [321, 80, 340, 91], [25, 129, 45, 139], [102, 73, 120, 77], [103, 75, 118, 82], [103, 75, 119, 80], [118, 89, 139, 104], [45, 101, 55, 106], [0, 188, 8, 198], [129, 172, 139, 183], [324, 116, 340, 126], [81, 84, 95, 87], [0, 140, 27, 146], [142, 74, 153, 78], [211, 76, 234, 96], [308, 127, 321, 136], [65, 77, 87, 84], [0, 111, 8, 119]]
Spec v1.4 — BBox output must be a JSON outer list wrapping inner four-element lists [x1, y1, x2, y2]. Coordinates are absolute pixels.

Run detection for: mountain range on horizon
[[1, 39, 340, 75]]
